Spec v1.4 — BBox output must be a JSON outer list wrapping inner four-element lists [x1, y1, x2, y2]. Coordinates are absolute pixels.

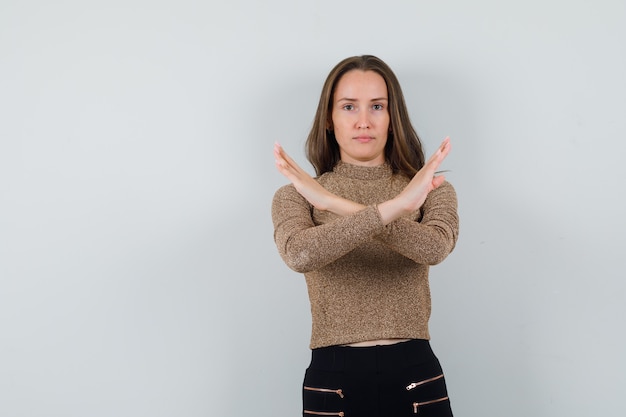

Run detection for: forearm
[[325, 194, 410, 226], [320, 182, 458, 265], [376, 182, 459, 264], [375, 217, 458, 265], [272, 186, 386, 273]]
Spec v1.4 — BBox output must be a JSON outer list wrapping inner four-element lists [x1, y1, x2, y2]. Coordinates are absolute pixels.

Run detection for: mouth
[[354, 135, 374, 143]]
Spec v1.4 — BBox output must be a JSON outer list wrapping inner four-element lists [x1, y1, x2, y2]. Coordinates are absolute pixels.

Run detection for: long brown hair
[[305, 55, 425, 178]]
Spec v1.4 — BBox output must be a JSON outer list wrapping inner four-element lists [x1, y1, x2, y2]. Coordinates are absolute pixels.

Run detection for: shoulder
[[272, 183, 311, 209], [314, 171, 334, 185], [436, 180, 456, 194], [273, 183, 300, 201], [271, 183, 314, 224]]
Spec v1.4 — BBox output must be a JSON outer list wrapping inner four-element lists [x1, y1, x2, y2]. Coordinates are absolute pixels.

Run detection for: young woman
[[272, 55, 459, 417]]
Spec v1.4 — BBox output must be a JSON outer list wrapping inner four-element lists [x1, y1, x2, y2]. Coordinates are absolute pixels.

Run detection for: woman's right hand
[[273, 142, 334, 211]]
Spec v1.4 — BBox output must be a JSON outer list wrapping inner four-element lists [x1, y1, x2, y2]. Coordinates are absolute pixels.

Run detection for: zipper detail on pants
[[405, 374, 444, 391], [413, 396, 449, 413], [303, 386, 345, 398], [303, 411, 344, 417]]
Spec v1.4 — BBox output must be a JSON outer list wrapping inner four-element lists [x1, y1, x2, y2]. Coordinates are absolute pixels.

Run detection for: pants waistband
[[309, 339, 436, 373]]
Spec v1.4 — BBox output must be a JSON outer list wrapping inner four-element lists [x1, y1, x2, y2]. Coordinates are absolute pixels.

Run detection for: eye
[[372, 103, 384, 111], [342, 104, 355, 111]]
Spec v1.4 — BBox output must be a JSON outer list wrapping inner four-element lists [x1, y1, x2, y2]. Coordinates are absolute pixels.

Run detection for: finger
[[439, 136, 451, 157], [424, 137, 448, 164], [274, 143, 295, 172], [277, 147, 308, 176], [274, 141, 283, 156], [432, 174, 446, 189], [275, 159, 300, 184], [435, 137, 451, 159], [274, 143, 284, 163], [274, 159, 290, 175], [274, 145, 295, 175], [274, 142, 288, 162], [424, 138, 451, 172]]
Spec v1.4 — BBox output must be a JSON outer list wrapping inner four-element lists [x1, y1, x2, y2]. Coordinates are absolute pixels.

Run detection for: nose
[[357, 111, 370, 129]]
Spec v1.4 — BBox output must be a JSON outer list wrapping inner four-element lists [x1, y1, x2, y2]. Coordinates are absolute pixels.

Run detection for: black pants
[[303, 339, 453, 417]]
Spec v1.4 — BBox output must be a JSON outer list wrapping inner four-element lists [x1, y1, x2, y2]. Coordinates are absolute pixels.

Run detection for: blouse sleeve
[[375, 181, 459, 265], [271, 184, 386, 273]]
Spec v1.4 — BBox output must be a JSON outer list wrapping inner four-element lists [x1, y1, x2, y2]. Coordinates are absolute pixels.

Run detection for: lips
[[354, 135, 374, 143]]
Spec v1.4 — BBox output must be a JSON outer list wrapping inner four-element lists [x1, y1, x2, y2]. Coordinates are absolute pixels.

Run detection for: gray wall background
[[1, 1, 624, 416]]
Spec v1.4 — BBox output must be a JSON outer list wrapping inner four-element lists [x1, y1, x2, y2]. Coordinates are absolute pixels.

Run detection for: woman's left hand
[[274, 143, 334, 211]]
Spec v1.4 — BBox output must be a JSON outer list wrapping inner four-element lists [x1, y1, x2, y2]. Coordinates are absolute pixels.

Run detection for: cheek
[[382, 114, 391, 131], [331, 115, 350, 135], [332, 111, 348, 125]]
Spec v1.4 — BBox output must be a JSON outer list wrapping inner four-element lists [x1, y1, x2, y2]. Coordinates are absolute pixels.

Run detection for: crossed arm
[[271, 138, 458, 272], [273, 138, 451, 225]]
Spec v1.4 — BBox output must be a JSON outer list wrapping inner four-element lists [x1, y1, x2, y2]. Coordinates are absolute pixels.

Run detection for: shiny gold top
[[272, 161, 459, 349]]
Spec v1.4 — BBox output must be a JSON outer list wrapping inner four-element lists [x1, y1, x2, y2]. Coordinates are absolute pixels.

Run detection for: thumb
[[432, 175, 446, 189]]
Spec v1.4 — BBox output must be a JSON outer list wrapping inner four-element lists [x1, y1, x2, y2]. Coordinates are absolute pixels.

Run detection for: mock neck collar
[[332, 160, 393, 180]]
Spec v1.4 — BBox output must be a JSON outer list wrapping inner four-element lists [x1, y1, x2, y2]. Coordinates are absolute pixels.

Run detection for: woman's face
[[331, 70, 390, 166]]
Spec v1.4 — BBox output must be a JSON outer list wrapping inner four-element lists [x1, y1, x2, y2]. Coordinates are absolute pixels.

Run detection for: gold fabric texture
[[272, 161, 459, 349]]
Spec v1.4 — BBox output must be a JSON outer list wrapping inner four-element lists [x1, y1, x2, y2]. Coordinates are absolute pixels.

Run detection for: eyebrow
[[336, 97, 389, 102]]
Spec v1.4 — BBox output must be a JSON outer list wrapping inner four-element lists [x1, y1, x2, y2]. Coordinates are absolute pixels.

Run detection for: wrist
[[377, 196, 410, 226], [325, 194, 364, 216]]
